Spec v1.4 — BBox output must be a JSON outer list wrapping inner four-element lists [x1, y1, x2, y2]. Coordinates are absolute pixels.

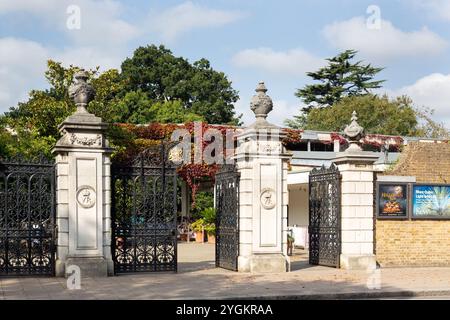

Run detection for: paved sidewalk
[[1, 243, 449, 300]]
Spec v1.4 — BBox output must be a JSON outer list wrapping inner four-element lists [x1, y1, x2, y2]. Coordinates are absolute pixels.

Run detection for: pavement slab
[[0, 244, 449, 299]]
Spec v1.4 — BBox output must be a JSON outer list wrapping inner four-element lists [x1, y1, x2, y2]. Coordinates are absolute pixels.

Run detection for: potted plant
[[287, 232, 295, 256], [180, 233, 188, 242], [201, 207, 216, 244], [204, 223, 215, 244], [191, 218, 205, 243]]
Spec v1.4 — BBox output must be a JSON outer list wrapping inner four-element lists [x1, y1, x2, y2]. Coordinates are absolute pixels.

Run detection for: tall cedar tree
[[296, 49, 384, 113]]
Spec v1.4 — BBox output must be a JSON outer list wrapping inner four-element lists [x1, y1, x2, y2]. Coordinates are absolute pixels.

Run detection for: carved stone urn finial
[[249, 81, 276, 128], [343, 110, 365, 151], [68, 70, 96, 114]]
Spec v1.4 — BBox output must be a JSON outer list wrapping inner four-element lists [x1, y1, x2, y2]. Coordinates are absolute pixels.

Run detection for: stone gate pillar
[[235, 82, 292, 272], [333, 111, 378, 270], [52, 71, 113, 277]]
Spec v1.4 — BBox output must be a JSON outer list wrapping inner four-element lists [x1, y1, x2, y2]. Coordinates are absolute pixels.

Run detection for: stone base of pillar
[[239, 254, 288, 273], [55, 259, 66, 277], [60, 257, 112, 277], [340, 254, 376, 270], [238, 256, 251, 272]]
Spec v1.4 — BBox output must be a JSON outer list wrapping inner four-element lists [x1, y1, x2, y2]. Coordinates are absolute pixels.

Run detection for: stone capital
[[53, 117, 113, 154], [332, 151, 379, 167]]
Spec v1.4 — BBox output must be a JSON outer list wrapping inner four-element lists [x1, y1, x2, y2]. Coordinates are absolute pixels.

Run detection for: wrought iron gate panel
[[112, 145, 178, 274], [0, 156, 56, 276], [215, 164, 240, 271], [309, 164, 341, 268]]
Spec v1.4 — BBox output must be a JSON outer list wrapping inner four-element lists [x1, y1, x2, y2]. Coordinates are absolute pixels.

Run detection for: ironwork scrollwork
[[0, 155, 56, 276], [215, 164, 240, 271], [111, 142, 178, 274], [309, 164, 341, 268]]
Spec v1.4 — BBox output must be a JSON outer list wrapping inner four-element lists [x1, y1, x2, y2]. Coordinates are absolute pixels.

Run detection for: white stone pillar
[[333, 153, 378, 270], [53, 116, 113, 277], [52, 71, 113, 277], [333, 139, 341, 152], [235, 82, 292, 272], [55, 153, 69, 271]]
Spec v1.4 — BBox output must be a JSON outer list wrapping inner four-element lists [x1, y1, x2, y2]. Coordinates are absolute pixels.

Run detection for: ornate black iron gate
[[309, 164, 341, 268], [215, 164, 240, 271], [0, 156, 56, 276], [111, 144, 178, 274]]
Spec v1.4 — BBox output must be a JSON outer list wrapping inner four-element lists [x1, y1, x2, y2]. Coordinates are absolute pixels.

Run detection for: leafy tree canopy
[[299, 94, 421, 136], [120, 45, 240, 125], [287, 49, 449, 138], [0, 61, 85, 157], [190, 191, 214, 220], [1, 45, 240, 157], [414, 107, 450, 139], [296, 49, 384, 113]]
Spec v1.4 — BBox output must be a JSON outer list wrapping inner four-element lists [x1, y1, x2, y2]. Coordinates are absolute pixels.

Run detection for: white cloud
[[323, 17, 448, 62], [0, 0, 140, 46], [388, 73, 450, 128], [232, 47, 324, 76], [234, 99, 253, 126], [0, 0, 57, 13], [412, 0, 450, 21], [66, 0, 140, 47], [0, 1, 244, 112], [235, 98, 299, 127], [150, 1, 244, 41], [0, 37, 126, 113], [0, 38, 49, 111], [268, 100, 300, 127], [54, 46, 124, 71], [0, 0, 139, 112]]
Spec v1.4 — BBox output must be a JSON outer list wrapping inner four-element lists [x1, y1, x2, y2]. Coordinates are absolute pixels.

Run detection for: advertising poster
[[377, 184, 408, 218], [412, 185, 450, 218]]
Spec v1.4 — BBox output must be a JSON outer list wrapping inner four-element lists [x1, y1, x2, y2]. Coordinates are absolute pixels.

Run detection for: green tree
[[88, 69, 127, 122], [3, 61, 85, 137], [190, 191, 214, 220], [414, 107, 450, 139], [120, 45, 240, 124], [301, 94, 420, 136], [0, 126, 57, 159], [296, 49, 384, 113], [112, 91, 203, 124], [0, 128, 15, 157], [0, 61, 106, 157], [113, 90, 154, 124], [151, 100, 204, 123], [1, 44, 241, 158]]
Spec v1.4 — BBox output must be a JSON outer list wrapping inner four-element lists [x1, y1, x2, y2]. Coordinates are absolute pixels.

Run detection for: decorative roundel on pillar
[[168, 146, 183, 163], [260, 188, 276, 210], [76, 186, 96, 209]]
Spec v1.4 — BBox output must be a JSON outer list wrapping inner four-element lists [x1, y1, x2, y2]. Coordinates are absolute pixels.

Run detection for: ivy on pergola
[[109, 122, 403, 204]]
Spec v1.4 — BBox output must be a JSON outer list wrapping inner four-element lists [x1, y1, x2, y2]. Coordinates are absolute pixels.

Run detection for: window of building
[[311, 142, 334, 152]]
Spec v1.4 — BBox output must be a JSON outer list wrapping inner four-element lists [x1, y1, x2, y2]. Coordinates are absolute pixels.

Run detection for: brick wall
[[376, 142, 450, 267]]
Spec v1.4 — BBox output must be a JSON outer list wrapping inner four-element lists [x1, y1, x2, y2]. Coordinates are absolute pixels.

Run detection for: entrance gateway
[[308, 164, 341, 268], [4, 76, 378, 277], [0, 156, 56, 276], [110, 143, 241, 274], [111, 144, 178, 273], [215, 164, 240, 271], [0, 146, 242, 276]]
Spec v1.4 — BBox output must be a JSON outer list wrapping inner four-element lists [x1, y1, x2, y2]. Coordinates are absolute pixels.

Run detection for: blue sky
[[1, 0, 450, 128]]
